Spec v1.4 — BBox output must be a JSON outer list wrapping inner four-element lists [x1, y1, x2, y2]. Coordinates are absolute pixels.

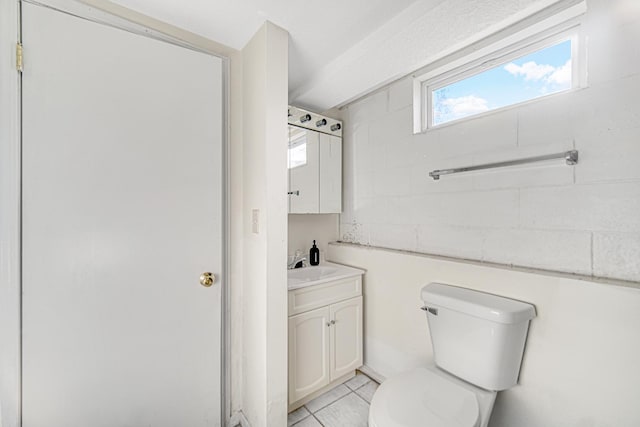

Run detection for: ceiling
[[109, 0, 433, 104], [108, 0, 561, 111]]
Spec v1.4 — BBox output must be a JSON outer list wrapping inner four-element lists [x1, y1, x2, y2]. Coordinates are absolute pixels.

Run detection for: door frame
[[0, 1, 232, 425]]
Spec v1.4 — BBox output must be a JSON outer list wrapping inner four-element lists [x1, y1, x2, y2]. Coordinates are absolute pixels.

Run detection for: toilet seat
[[369, 367, 495, 427]]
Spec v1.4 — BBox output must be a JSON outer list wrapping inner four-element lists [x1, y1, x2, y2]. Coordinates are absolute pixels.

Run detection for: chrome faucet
[[288, 254, 307, 270]]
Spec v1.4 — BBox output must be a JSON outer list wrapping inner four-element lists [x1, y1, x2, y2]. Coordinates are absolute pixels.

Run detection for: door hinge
[[16, 42, 23, 72]]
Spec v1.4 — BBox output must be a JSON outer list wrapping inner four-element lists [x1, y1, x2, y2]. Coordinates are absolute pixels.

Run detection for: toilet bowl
[[369, 366, 496, 427], [369, 283, 536, 427]]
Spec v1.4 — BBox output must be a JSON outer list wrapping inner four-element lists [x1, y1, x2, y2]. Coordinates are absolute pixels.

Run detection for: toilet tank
[[421, 283, 536, 391]]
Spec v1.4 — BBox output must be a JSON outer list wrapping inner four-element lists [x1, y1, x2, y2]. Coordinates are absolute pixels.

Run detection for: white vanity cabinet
[[329, 297, 363, 380], [288, 275, 363, 408], [288, 306, 331, 402]]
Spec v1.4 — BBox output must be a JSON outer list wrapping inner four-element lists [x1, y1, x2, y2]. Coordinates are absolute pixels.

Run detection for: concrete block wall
[[339, 0, 640, 283]]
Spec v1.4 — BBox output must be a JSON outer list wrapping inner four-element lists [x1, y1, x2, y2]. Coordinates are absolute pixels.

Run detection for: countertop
[[287, 262, 365, 290]]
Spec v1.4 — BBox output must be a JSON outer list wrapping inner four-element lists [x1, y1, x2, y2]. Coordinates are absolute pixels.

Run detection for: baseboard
[[359, 365, 386, 384], [228, 410, 250, 427]]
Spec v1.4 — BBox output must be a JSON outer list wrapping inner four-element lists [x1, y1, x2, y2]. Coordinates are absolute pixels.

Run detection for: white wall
[[328, 243, 640, 427], [288, 214, 339, 261], [241, 22, 289, 427], [339, 0, 640, 283]]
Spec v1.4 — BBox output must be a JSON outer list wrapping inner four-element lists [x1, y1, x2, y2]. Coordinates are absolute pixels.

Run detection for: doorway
[[20, 2, 225, 425]]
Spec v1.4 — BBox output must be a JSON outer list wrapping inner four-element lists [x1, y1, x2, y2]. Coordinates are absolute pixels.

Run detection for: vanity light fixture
[[300, 114, 311, 123]]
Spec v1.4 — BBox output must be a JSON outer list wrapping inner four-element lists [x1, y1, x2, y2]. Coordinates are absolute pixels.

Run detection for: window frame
[[413, 10, 587, 133]]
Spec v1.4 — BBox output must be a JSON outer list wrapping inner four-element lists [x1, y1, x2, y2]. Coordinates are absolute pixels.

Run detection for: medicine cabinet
[[288, 107, 342, 214]]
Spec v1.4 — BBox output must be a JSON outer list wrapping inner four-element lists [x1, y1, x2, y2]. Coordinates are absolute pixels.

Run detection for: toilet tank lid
[[421, 283, 536, 324]]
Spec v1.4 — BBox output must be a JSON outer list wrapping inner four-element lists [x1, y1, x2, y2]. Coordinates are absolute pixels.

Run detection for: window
[[414, 18, 585, 132], [432, 39, 573, 126]]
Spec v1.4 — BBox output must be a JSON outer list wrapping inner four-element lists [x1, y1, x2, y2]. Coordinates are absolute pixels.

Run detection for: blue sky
[[433, 40, 572, 125]]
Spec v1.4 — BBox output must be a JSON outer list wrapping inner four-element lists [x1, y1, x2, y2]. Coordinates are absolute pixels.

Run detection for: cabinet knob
[[330, 320, 336, 325], [326, 322, 331, 327]]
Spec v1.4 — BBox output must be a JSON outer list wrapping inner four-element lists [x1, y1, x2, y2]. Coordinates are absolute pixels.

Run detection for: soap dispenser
[[309, 240, 320, 266]]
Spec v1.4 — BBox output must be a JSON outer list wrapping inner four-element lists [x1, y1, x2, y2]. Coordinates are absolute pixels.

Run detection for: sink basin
[[288, 266, 338, 282], [287, 262, 365, 290]]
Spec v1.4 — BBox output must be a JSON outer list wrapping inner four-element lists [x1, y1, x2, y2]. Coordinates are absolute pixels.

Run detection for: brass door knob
[[200, 272, 215, 287]]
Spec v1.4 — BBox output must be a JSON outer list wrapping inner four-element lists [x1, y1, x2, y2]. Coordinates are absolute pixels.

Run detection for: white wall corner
[[240, 20, 289, 427], [264, 19, 289, 427], [228, 48, 245, 420]]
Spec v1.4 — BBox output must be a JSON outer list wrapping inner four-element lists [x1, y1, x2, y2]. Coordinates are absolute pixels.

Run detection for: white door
[[330, 297, 363, 380], [288, 307, 331, 403], [21, 3, 223, 426]]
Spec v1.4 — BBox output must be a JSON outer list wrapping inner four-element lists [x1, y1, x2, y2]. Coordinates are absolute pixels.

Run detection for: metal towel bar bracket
[[428, 150, 578, 180]]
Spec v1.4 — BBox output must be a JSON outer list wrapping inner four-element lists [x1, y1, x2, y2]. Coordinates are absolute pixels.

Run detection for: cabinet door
[[329, 296, 363, 381], [289, 306, 331, 403], [319, 133, 342, 213], [289, 126, 319, 213]]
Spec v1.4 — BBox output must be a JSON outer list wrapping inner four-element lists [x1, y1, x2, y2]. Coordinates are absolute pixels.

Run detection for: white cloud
[[504, 61, 555, 81], [440, 95, 489, 117], [546, 59, 572, 87], [504, 59, 573, 90]]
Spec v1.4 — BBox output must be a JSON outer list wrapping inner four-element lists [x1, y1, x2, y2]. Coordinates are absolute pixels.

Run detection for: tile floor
[[287, 372, 379, 427]]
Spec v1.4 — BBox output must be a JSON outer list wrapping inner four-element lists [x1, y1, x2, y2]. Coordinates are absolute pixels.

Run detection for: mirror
[[288, 125, 341, 214]]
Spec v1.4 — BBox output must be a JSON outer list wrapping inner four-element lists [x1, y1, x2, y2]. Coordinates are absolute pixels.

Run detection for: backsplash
[[288, 214, 339, 261]]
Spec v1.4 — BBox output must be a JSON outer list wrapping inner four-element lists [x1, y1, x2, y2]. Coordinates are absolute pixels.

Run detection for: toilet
[[369, 283, 536, 427]]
